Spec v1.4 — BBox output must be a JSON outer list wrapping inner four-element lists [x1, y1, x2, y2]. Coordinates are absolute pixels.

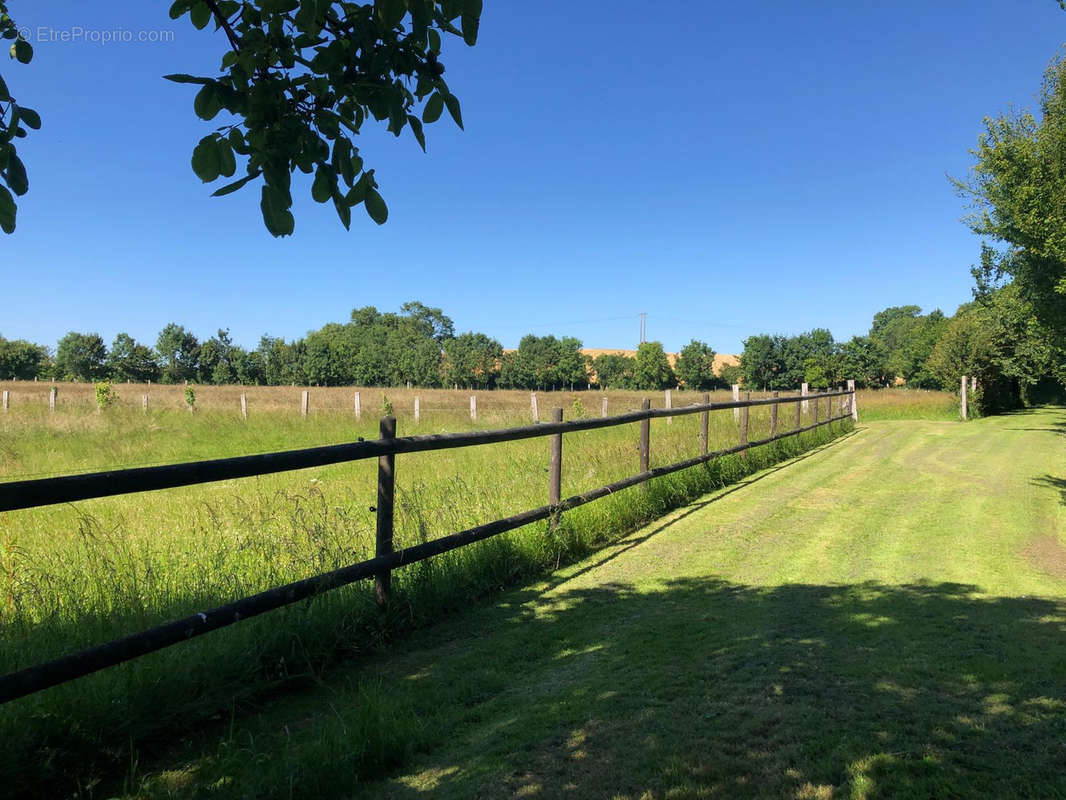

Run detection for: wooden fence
[[0, 386, 858, 704]]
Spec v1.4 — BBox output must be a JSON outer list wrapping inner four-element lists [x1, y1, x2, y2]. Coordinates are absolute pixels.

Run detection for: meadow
[[0, 382, 949, 794]]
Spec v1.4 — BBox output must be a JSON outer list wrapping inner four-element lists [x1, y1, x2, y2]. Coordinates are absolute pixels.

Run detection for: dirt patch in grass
[[1023, 535, 1066, 580]]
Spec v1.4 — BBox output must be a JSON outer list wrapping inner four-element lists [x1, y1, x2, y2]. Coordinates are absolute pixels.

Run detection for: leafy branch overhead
[[0, 2, 38, 234], [0, 0, 479, 237], [166, 0, 480, 237]]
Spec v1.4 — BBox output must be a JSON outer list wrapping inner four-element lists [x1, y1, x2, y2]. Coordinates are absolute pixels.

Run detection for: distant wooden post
[[470, 395, 477, 422], [1, 390, 7, 412], [49, 386, 56, 413], [639, 398, 651, 473], [301, 390, 309, 418], [240, 393, 247, 420], [801, 382, 809, 414], [142, 393, 149, 413], [971, 376, 977, 393], [739, 392, 750, 458], [847, 379, 858, 421], [665, 389, 672, 425], [601, 396, 608, 418], [354, 391, 361, 420], [699, 392, 710, 455], [961, 375, 968, 421], [530, 392, 539, 423], [732, 384, 740, 422], [549, 408, 563, 510], [770, 391, 779, 437], [825, 393, 832, 423], [375, 416, 397, 608], [414, 396, 420, 424]]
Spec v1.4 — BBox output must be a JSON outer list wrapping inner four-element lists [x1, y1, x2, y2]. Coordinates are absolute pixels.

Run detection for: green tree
[[156, 323, 201, 384], [442, 332, 502, 388], [632, 341, 675, 390], [955, 53, 1066, 344], [0, 1, 481, 236], [591, 353, 635, 389], [836, 336, 888, 389], [107, 333, 161, 382], [500, 335, 584, 390], [675, 339, 717, 391], [0, 334, 48, 379], [54, 332, 108, 381]]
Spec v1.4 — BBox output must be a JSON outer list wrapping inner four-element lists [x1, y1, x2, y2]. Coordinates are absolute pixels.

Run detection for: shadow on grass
[[141, 576, 1066, 800], [1033, 474, 1066, 506]]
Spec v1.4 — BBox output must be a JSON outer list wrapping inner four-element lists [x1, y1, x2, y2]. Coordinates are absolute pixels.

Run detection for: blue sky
[[2, 1, 1064, 355]]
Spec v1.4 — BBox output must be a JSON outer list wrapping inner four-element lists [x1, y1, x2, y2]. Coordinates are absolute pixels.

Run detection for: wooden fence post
[[813, 390, 819, 425], [961, 376, 968, 421], [375, 416, 397, 608], [971, 376, 977, 393], [301, 390, 309, 418], [470, 395, 477, 422], [142, 393, 149, 413], [665, 389, 672, 425], [354, 391, 361, 420], [414, 396, 420, 424], [639, 398, 650, 473], [825, 393, 832, 424], [770, 391, 779, 437], [802, 382, 809, 414], [240, 393, 247, 420], [601, 396, 608, 418], [732, 384, 740, 422], [740, 393, 750, 458], [1, 390, 7, 412], [794, 392, 801, 429], [530, 392, 539, 423], [847, 379, 858, 421], [549, 408, 563, 511], [49, 386, 56, 413], [700, 392, 710, 455]]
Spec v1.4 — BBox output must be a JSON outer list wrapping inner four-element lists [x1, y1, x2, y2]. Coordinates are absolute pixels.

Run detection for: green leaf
[[407, 115, 426, 152], [15, 105, 40, 130], [423, 92, 444, 124], [193, 84, 222, 121], [169, 1, 192, 20], [217, 138, 237, 177], [210, 172, 259, 196], [461, 0, 482, 45], [333, 138, 354, 186], [365, 187, 388, 224], [428, 29, 441, 55], [0, 74, 9, 102], [333, 193, 352, 230], [444, 93, 463, 130], [0, 184, 15, 234], [260, 184, 295, 237], [4, 152, 28, 196], [191, 136, 222, 183], [311, 165, 334, 203], [11, 39, 32, 64], [189, 1, 212, 29], [163, 73, 213, 85], [346, 173, 368, 206]]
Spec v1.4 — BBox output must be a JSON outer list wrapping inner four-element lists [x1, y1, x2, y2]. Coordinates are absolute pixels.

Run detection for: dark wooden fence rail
[[0, 387, 857, 704]]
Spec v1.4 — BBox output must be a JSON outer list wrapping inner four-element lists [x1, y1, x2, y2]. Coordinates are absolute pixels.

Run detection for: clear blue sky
[[2, 1, 1064, 355]]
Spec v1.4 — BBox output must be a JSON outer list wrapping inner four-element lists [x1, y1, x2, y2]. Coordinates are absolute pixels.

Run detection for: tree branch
[[204, 0, 242, 53]]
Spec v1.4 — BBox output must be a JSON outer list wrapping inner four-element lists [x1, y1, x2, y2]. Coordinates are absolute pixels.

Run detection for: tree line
[[0, 301, 733, 391]]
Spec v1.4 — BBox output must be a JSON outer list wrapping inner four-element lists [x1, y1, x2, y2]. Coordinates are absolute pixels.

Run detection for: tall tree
[[0, 334, 49, 379], [955, 53, 1066, 345], [108, 333, 161, 383], [675, 339, 717, 390], [442, 332, 502, 388], [632, 341, 675, 390], [54, 332, 107, 381], [156, 323, 201, 384]]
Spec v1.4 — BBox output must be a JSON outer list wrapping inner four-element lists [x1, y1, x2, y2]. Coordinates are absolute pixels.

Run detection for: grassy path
[[134, 409, 1066, 798]]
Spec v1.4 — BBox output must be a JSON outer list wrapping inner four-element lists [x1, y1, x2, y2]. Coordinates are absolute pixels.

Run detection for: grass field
[[0, 382, 865, 796], [106, 405, 1066, 799]]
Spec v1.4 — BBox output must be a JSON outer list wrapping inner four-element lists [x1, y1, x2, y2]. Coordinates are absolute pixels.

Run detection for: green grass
[[855, 388, 960, 421], [0, 390, 852, 796], [104, 407, 1066, 799]]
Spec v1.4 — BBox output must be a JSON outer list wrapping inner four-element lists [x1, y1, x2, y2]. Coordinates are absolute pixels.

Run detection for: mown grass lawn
[[118, 407, 1066, 799]]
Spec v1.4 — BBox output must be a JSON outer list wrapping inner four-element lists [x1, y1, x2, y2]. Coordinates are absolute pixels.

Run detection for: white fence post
[[354, 391, 361, 420], [847, 379, 857, 421], [732, 384, 740, 422], [470, 395, 477, 422], [961, 376, 968, 421], [665, 389, 672, 425]]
